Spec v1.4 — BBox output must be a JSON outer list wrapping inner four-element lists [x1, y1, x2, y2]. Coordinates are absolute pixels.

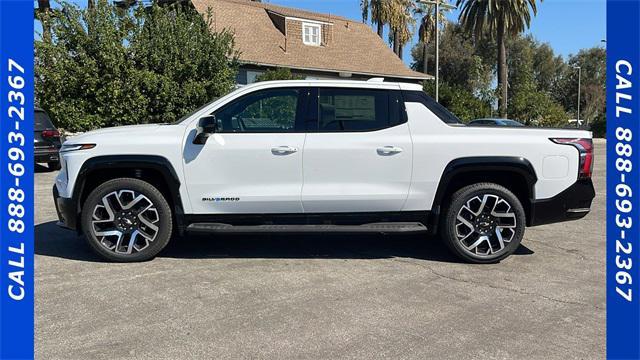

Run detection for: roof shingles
[[191, 0, 430, 80]]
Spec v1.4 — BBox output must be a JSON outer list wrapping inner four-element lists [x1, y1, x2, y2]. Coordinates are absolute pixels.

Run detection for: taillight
[[551, 138, 594, 179], [41, 129, 60, 138]]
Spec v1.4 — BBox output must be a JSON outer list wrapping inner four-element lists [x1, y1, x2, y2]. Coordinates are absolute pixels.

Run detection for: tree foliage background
[[254, 68, 304, 82], [35, 1, 238, 132], [411, 21, 606, 134]]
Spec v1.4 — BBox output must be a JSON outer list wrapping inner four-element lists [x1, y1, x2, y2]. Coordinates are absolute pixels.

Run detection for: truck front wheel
[[441, 183, 526, 263], [80, 178, 173, 262]]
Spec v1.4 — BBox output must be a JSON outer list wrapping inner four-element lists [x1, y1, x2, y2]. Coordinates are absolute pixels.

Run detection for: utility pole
[[416, 0, 456, 103], [573, 65, 582, 127]]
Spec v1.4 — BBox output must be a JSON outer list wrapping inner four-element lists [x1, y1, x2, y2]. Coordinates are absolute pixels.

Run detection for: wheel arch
[[429, 157, 538, 232], [72, 155, 185, 234]]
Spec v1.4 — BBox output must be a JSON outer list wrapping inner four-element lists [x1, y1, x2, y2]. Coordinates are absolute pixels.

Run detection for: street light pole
[[417, 0, 456, 103], [435, 1, 439, 102], [573, 65, 582, 128]]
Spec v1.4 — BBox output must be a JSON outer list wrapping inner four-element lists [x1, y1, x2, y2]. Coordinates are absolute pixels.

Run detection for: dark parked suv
[[35, 107, 62, 170]]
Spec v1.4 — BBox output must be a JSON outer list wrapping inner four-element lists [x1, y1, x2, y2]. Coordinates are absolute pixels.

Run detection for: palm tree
[[456, 0, 540, 117], [413, 2, 447, 74], [387, 0, 414, 59], [360, 0, 388, 38]]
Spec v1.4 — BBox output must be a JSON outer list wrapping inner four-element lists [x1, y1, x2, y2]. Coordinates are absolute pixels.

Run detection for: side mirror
[[193, 115, 217, 145]]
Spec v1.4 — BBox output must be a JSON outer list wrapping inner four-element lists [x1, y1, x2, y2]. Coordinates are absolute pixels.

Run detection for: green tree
[[456, 0, 541, 118], [532, 42, 565, 94], [507, 35, 568, 126], [555, 47, 606, 125], [423, 81, 491, 122], [35, 2, 143, 131], [35, 0, 52, 43], [412, 22, 491, 94], [254, 68, 304, 82], [129, 5, 238, 124], [35, 1, 238, 132]]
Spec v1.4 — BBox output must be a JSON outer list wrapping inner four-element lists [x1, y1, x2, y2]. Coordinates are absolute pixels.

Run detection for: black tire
[[81, 178, 173, 262], [440, 183, 526, 264], [48, 161, 61, 171]]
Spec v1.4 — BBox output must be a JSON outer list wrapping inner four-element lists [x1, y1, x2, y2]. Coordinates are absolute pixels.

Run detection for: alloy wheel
[[454, 194, 517, 258], [90, 189, 160, 255]]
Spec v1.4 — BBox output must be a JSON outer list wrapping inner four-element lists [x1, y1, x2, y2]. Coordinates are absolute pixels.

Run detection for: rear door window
[[317, 88, 397, 132]]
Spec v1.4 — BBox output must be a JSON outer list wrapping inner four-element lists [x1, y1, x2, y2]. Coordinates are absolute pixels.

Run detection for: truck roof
[[239, 79, 425, 92]]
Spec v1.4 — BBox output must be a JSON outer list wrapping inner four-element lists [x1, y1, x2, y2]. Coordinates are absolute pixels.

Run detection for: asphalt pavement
[[34, 141, 606, 359]]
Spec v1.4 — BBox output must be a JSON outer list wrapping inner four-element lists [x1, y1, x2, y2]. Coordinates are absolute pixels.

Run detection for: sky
[[41, 0, 606, 66], [271, 0, 606, 65]]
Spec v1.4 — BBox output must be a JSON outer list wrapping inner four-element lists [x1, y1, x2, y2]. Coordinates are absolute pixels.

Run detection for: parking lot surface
[[35, 142, 606, 360]]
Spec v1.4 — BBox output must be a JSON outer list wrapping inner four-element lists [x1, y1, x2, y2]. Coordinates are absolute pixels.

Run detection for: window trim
[[210, 87, 311, 134], [302, 22, 322, 46]]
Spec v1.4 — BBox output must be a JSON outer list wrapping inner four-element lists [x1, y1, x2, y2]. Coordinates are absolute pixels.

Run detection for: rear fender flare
[[428, 156, 538, 231]]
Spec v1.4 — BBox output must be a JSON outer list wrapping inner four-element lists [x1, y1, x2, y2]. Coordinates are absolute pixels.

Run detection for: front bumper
[[528, 178, 596, 226], [53, 185, 77, 230]]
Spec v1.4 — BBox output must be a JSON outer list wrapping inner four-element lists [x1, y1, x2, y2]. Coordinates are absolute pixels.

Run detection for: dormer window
[[302, 23, 321, 46]]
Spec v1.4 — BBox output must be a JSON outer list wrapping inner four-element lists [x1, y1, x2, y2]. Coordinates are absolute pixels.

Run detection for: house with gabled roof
[[191, 0, 431, 84]]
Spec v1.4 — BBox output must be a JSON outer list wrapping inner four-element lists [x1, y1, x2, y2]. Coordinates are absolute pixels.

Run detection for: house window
[[302, 23, 321, 46]]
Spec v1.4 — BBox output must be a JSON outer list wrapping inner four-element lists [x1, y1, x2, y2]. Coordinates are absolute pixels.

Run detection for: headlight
[[60, 143, 96, 152]]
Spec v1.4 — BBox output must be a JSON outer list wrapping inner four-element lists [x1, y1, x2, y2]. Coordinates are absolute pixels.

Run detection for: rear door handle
[[271, 146, 298, 155], [377, 146, 403, 156]]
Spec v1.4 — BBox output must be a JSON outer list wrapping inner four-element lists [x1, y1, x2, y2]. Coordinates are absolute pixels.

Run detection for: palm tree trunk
[[88, 0, 95, 10], [393, 31, 400, 57], [497, 17, 508, 118], [377, 22, 384, 38], [398, 43, 404, 60], [422, 41, 429, 74]]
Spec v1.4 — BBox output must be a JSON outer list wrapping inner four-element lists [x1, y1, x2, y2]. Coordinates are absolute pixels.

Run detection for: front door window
[[214, 89, 301, 133]]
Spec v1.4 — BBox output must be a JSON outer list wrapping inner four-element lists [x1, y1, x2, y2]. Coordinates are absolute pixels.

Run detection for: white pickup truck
[[53, 79, 595, 263]]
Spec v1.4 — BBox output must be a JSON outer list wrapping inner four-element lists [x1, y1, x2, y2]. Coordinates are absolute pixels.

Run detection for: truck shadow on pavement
[[35, 164, 57, 173], [35, 220, 534, 264]]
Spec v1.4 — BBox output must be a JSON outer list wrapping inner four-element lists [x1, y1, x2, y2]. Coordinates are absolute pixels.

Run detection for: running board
[[186, 222, 428, 234]]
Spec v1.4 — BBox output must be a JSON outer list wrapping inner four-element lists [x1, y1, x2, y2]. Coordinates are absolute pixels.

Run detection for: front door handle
[[377, 146, 403, 156], [271, 146, 298, 155]]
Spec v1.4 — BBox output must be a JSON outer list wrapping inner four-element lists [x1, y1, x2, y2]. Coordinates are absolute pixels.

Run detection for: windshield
[[172, 98, 220, 125], [503, 120, 524, 126]]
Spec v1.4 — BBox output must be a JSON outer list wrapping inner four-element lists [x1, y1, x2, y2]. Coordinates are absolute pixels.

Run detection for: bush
[[35, 2, 238, 132]]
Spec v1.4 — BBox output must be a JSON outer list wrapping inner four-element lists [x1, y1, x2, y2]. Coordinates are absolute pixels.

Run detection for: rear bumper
[[35, 149, 60, 163], [528, 178, 596, 226], [53, 185, 77, 231]]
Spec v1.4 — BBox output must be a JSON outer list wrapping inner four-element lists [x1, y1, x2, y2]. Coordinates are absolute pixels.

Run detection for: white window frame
[[302, 23, 321, 46]]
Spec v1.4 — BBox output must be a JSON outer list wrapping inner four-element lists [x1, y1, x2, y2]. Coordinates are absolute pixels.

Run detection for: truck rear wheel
[[80, 178, 173, 262], [441, 183, 526, 263]]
